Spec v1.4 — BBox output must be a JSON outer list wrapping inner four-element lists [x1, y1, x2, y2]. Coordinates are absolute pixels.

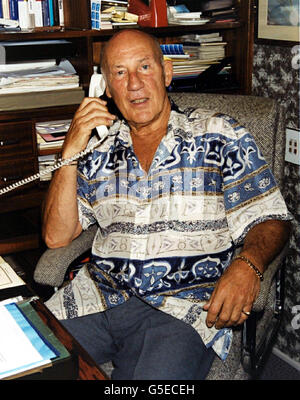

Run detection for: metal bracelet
[[234, 255, 264, 282]]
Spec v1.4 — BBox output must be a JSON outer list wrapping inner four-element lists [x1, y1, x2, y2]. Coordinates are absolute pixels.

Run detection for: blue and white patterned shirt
[[46, 101, 291, 360]]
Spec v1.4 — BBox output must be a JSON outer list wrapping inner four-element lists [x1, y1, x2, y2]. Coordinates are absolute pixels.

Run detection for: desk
[[28, 299, 109, 380]]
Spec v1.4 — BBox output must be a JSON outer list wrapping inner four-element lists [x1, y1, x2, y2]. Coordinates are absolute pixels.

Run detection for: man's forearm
[[239, 219, 291, 274], [42, 164, 82, 248]]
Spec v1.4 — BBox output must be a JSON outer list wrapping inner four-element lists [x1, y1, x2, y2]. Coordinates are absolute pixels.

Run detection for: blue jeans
[[61, 296, 215, 380]]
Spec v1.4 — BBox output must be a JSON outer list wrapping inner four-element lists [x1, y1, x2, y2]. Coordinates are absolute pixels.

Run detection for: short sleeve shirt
[[46, 101, 292, 360]]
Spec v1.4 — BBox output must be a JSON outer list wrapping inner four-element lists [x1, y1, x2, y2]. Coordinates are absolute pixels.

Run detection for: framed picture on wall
[[255, 0, 300, 45]]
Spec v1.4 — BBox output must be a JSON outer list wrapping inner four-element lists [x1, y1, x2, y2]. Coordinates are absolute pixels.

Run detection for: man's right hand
[[62, 97, 116, 160]]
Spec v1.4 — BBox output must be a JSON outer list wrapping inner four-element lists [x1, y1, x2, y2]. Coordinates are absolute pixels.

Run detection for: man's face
[[104, 32, 173, 131]]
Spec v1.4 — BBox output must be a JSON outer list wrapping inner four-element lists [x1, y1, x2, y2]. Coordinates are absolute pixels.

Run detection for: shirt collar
[[168, 98, 194, 140]]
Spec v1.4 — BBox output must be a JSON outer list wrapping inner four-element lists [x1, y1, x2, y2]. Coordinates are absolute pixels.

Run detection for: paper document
[[0, 257, 25, 290], [0, 303, 57, 379]]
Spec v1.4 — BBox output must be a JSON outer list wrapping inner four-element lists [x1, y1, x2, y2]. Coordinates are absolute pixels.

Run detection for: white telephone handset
[[0, 67, 109, 196], [89, 66, 109, 139]]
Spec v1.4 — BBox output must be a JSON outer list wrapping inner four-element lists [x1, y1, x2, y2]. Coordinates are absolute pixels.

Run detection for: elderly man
[[43, 30, 291, 380]]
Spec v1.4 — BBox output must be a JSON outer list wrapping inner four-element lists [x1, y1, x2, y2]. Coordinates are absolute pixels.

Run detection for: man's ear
[[105, 86, 112, 99], [163, 59, 173, 87]]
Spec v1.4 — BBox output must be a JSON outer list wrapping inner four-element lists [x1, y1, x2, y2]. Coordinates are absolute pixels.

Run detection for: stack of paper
[[161, 41, 223, 80], [169, 12, 209, 25], [36, 119, 71, 152], [38, 154, 61, 181], [180, 33, 227, 61], [171, 59, 218, 79], [0, 256, 25, 291], [0, 302, 57, 379], [167, 5, 209, 25], [0, 59, 79, 95]]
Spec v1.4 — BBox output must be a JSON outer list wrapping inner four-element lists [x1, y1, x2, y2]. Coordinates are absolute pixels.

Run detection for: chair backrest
[[169, 93, 286, 192]]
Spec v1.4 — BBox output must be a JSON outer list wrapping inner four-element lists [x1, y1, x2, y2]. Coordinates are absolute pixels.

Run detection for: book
[[160, 44, 185, 55], [58, 0, 64, 26], [0, 87, 84, 111], [42, 0, 50, 26], [18, 0, 34, 29], [52, 0, 60, 25], [48, 0, 54, 26], [91, 0, 101, 30], [28, 0, 44, 27], [9, 0, 19, 21], [2, 0, 10, 19]]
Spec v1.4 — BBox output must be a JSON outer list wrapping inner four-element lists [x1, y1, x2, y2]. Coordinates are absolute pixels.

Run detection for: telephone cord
[[0, 138, 103, 196]]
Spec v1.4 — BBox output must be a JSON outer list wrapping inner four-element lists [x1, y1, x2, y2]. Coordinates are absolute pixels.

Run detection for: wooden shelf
[[0, 104, 79, 123], [0, 21, 243, 41]]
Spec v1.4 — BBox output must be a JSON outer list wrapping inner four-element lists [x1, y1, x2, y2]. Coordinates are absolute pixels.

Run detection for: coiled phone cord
[[0, 137, 104, 196]]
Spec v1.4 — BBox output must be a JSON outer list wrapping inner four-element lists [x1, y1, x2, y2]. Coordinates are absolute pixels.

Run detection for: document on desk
[[0, 257, 25, 289], [0, 302, 58, 379]]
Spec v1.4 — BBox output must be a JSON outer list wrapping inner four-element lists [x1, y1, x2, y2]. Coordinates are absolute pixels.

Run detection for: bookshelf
[[0, 0, 255, 255]]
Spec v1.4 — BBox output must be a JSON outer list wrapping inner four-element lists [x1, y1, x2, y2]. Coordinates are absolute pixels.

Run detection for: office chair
[[34, 92, 290, 380]]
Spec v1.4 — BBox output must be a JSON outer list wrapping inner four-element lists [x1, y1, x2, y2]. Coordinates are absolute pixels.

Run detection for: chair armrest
[[252, 242, 289, 312], [34, 224, 97, 288]]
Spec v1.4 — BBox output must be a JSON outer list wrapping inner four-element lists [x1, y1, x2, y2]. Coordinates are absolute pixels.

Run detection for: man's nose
[[127, 71, 144, 91]]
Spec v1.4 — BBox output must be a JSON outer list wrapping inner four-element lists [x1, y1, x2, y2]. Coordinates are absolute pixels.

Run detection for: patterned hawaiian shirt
[[46, 100, 291, 360]]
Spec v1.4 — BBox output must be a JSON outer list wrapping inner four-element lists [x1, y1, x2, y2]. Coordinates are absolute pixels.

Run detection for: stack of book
[[161, 32, 227, 82], [180, 32, 227, 61], [100, 8, 113, 30], [36, 119, 71, 180], [0, 0, 65, 30], [161, 44, 211, 80], [90, 0, 137, 30]]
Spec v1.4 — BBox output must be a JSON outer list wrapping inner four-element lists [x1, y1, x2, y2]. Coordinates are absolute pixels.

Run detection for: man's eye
[[141, 64, 150, 70]]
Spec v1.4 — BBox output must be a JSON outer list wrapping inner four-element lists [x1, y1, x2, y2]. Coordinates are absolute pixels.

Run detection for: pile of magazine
[[0, 58, 79, 95]]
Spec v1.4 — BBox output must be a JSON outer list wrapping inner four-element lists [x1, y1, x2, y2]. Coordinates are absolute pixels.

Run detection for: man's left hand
[[203, 259, 261, 329]]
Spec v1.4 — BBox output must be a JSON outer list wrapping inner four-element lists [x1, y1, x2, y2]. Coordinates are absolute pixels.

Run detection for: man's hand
[[202, 219, 290, 329], [203, 258, 260, 329], [62, 97, 116, 159]]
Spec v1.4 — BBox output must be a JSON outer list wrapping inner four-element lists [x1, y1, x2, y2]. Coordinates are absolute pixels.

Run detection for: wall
[[252, 43, 300, 363]]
